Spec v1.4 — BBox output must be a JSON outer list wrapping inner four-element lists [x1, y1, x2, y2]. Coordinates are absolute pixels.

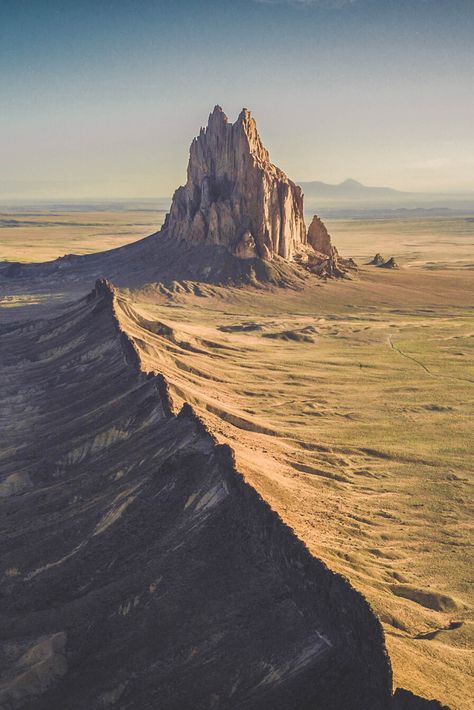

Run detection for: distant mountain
[[299, 179, 474, 216], [300, 179, 408, 201]]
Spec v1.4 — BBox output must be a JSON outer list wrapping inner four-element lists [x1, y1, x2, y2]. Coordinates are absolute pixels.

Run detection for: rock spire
[[307, 215, 339, 258], [165, 106, 307, 260]]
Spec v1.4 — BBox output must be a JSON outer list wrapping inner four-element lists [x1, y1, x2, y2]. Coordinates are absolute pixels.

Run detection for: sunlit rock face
[[307, 215, 339, 258], [166, 106, 307, 260]]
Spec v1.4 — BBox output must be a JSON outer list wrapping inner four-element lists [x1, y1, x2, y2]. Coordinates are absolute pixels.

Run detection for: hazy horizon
[[2, 0, 474, 200], [1, 176, 473, 207]]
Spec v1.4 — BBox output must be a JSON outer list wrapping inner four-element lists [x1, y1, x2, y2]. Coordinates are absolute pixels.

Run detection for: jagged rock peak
[[165, 106, 307, 260], [88, 278, 115, 302]]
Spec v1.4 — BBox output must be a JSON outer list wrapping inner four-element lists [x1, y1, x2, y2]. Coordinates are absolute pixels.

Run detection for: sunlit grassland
[[0, 208, 166, 262], [124, 268, 473, 708]]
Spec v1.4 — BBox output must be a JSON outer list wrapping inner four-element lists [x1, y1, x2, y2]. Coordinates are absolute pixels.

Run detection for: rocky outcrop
[[233, 229, 258, 259], [367, 253, 400, 270], [306, 255, 348, 279], [379, 257, 399, 269], [165, 106, 307, 260], [307, 215, 338, 258], [165, 105, 354, 276], [368, 253, 385, 266], [303, 214, 356, 279]]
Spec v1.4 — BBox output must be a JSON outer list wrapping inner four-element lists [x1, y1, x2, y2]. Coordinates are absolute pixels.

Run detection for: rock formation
[[304, 214, 356, 278], [368, 253, 385, 266], [165, 105, 307, 260], [379, 257, 399, 269], [307, 215, 338, 258], [1, 106, 356, 289]]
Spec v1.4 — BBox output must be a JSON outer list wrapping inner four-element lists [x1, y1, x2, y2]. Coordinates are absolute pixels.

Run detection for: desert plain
[[1, 206, 473, 709]]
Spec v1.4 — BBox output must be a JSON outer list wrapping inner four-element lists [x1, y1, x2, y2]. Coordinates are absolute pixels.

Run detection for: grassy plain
[[0, 206, 166, 263], [1, 209, 473, 707], [1, 207, 473, 271], [324, 216, 474, 269]]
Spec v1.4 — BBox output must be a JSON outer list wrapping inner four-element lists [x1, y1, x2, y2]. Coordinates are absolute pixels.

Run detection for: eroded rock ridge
[[0, 281, 392, 709]]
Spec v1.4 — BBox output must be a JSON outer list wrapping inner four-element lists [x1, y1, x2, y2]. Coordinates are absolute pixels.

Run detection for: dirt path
[[387, 334, 432, 374]]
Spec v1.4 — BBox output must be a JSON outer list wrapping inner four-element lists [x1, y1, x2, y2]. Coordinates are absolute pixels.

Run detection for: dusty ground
[[1, 213, 473, 708]]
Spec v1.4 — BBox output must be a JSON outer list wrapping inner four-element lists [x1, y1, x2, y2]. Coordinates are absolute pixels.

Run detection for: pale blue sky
[[1, 0, 473, 199]]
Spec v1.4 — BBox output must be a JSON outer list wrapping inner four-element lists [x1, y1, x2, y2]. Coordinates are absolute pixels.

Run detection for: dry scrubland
[[1, 212, 473, 708]]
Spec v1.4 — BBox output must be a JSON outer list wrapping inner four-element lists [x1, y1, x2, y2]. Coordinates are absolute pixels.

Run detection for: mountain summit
[[165, 106, 307, 260]]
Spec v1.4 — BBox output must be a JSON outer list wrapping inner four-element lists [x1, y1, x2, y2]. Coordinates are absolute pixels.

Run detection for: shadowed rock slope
[[0, 233, 307, 297], [0, 280, 392, 709]]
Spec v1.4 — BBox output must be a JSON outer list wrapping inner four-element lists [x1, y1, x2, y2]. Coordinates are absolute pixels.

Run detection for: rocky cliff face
[[165, 106, 307, 260]]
